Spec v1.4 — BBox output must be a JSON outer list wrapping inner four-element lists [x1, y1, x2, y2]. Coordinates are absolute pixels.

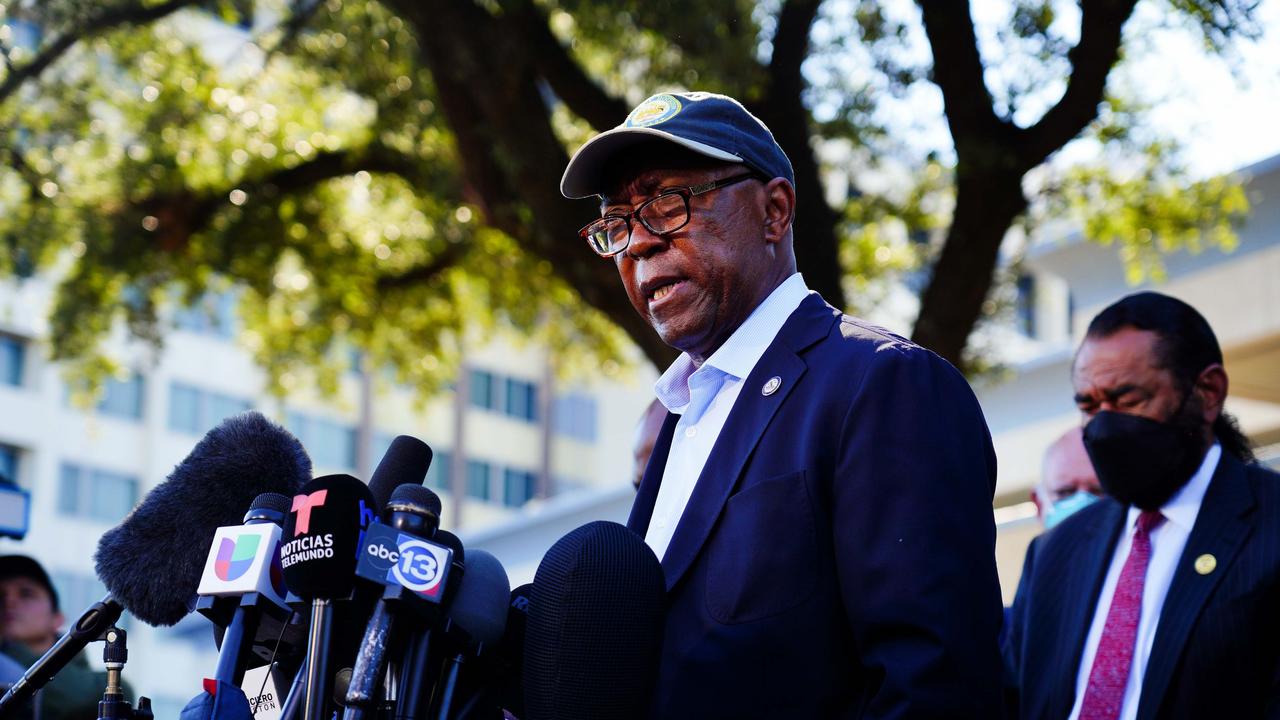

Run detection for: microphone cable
[[253, 606, 300, 717]]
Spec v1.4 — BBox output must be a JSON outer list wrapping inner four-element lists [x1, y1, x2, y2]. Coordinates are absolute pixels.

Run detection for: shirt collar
[[1125, 442, 1221, 533], [653, 272, 810, 413]]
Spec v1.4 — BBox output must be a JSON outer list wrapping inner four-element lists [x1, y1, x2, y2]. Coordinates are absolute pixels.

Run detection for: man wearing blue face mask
[[1004, 291, 1280, 720], [1033, 427, 1103, 530]]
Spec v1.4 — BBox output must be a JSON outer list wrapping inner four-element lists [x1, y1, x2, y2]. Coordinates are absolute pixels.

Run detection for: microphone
[[440, 549, 509, 647], [395, 530, 465, 720], [523, 521, 665, 720], [99, 411, 311, 626], [493, 583, 532, 719], [196, 492, 293, 686], [325, 434, 436, 715], [0, 411, 310, 713], [281, 474, 377, 720], [343, 485, 450, 720], [430, 549, 510, 720], [368, 436, 434, 512]]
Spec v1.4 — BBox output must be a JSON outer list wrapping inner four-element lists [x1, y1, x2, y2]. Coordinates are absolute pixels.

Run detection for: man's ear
[[1194, 363, 1229, 425], [762, 178, 796, 244], [51, 610, 65, 636]]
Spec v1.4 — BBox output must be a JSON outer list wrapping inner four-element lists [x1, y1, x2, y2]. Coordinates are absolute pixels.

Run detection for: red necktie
[[1078, 509, 1166, 720]]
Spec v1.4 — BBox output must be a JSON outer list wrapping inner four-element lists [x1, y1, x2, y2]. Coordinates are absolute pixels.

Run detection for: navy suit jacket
[[627, 293, 1004, 719], [1005, 453, 1280, 720]]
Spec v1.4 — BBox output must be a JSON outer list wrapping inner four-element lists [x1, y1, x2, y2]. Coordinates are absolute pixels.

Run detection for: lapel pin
[[762, 376, 781, 396], [1194, 553, 1217, 575]]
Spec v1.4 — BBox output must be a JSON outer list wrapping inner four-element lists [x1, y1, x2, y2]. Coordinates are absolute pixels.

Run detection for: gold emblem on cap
[[625, 94, 682, 127], [1194, 553, 1217, 575], [762, 376, 781, 396]]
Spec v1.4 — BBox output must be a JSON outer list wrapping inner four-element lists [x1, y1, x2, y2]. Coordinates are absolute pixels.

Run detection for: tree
[[0, 0, 1257, 392]]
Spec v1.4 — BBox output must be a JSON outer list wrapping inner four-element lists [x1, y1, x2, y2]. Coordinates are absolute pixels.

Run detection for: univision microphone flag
[[196, 524, 288, 608]]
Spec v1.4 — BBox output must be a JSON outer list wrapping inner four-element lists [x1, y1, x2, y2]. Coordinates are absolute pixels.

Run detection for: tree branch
[[1, 142, 44, 199], [754, 0, 848, 309], [0, 0, 202, 104], [137, 144, 426, 252], [375, 240, 469, 292], [916, 0, 1005, 150], [1019, 0, 1140, 165], [770, 0, 821, 91], [503, 0, 630, 131]]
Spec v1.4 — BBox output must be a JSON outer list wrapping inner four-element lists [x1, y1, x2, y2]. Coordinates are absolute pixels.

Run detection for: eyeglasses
[[579, 171, 761, 257]]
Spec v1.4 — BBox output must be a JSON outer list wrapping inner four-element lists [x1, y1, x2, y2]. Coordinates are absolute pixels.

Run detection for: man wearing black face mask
[[1004, 291, 1280, 720]]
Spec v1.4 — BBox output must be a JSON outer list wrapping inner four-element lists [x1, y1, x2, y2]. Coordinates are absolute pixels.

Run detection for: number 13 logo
[[391, 538, 446, 595]]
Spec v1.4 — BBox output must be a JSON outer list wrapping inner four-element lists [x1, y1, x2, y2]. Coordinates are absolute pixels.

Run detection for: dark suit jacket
[[1005, 453, 1280, 720], [627, 293, 1004, 719]]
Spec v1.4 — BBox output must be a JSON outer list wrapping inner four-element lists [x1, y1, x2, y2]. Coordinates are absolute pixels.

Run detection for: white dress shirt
[[643, 272, 810, 560], [1067, 442, 1222, 720]]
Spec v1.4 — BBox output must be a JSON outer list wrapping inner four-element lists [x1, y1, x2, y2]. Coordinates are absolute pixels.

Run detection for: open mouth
[[643, 276, 686, 303], [651, 281, 683, 301]]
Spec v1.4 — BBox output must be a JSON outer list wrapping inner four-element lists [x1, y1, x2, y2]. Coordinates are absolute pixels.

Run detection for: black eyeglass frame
[[579, 171, 763, 258]]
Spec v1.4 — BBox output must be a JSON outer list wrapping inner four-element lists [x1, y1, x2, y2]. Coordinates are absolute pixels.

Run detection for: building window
[[553, 392, 598, 443], [168, 382, 252, 434], [504, 378, 538, 422], [0, 444, 18, 484], [466, 460, 491, 501], [174, 290, 239, 339], [1015, 274, 1037, 338], [0, 335, 25, 387], [427, 450, 451, 492], [502, 467, 537, 508], [93, 373, 145, 420], [286, 412, 357, 470], [58, 463, 138, 523], [49, 572, 113, 626], [469, 370, 497, 411], [468, 368, 538, 423], [369, 433, 395, 466]]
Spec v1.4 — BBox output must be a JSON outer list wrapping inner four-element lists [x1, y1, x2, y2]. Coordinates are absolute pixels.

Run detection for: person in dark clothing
[[0, 555, 125, 720]]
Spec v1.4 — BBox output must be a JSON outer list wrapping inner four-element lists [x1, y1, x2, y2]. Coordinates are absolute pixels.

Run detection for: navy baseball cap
[[0, 554, 59, 611], [560, 91, 794, 199]]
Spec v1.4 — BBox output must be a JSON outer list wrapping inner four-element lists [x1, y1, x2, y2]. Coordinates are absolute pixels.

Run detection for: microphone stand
[[96, 627, 153, 720], [302, 599, 333, 720], [0, 596, 123, 715]]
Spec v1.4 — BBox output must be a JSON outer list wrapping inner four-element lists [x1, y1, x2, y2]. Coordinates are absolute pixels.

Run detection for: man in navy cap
[[0, 554, 124, 720], [562, 91, 1004, 718]]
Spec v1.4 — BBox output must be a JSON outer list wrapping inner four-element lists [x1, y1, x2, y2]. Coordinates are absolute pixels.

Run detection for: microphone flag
[[355, 524, 452, 603], [197, 524, 288, 607]]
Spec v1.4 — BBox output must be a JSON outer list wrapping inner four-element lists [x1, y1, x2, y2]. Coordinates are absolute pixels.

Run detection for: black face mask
[[1082, 404, 1208, 511]]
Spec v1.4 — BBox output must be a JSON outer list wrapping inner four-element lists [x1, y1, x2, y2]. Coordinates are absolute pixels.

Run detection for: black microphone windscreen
[[281, 474, 377, 600], [387, 484, 442, 519], [494, 583, 532, 718], [434, 529, 465, 565], [523, 521, 665, 720], [446, 549, 510, 646], [250, 492, 293, 515], [94, 411, 310, 626], [368, 436, 433, 512]]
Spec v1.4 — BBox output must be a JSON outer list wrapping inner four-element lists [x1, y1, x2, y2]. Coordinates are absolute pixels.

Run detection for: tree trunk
[[912, 171, 1026, 366], [393, 0, 677, 368]]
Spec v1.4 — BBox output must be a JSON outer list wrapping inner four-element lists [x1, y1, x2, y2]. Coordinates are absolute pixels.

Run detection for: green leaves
[[0, 0, 1267, 391], [1056, 158, 1248, 285]]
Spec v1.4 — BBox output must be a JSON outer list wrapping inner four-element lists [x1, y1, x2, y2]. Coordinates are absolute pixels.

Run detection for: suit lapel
[[627, 411, 679, 537], [657, 294, 834, 592], [1136, 454, 1254, 720], [1051, 500, 1127, 717]]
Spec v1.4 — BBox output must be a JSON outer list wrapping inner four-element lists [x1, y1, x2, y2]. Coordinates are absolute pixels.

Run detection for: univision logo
[[214, 535, 261, 582]]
